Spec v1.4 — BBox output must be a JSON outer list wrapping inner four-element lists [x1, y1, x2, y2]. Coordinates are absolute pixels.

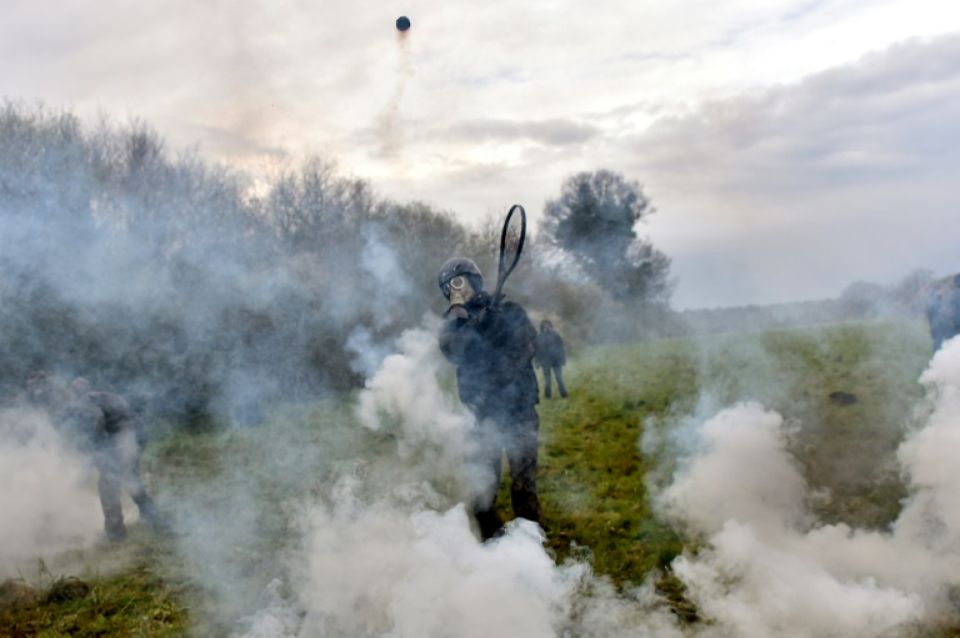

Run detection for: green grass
[[537, 337, 696, 583], [1, 318, 939, 635], [0, 532, 190, 637]]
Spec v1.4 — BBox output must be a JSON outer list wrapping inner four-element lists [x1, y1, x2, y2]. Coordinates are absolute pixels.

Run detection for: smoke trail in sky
[[377, 26, 415, 159]]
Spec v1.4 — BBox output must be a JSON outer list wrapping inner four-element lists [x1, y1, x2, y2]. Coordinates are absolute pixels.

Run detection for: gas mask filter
[[444, 275, 475, 318], [447, 275, 474, 305]]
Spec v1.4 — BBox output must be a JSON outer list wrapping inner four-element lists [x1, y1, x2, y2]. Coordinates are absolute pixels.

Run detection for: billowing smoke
[[0, 102, 473, 614], [0, 407, 104, 576], [230, 325, 682, 638], [645, 336, 960, 636], [357, 325, 473, 477], [4, 102, 660, 635], [0, 103, 471, 429], [345, 225, 416, 376], [10, 99, 960, 638]]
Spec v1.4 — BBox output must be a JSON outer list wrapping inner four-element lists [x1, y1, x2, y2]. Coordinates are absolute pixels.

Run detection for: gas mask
[[438, 257, 484, 319], [443, 275, 476, 319]]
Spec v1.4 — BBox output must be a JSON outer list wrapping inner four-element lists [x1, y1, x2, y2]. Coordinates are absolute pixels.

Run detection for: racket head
[[495, 204, 526, 299]]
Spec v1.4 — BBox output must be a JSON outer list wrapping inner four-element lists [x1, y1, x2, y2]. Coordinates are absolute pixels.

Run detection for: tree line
[[0, 102, 673, 426]]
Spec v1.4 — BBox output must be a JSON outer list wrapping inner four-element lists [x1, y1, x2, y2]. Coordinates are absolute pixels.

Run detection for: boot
[[105, 522, 127, 542], [474, 509, 504, 541]]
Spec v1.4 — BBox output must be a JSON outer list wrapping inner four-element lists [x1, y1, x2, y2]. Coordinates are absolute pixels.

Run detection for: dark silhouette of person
[[437, 258, 542, 540], [535, 320, 568, 399], [927, 274, 960, 351], [26, 371, 164, 541]]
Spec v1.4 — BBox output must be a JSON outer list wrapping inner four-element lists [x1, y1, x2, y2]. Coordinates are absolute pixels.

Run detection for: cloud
[[191, 124, 289, 161], [3, 1, 959, 308], [443, 118, 599, 147], [632, 33, 960, 307], [641, 34, 960, 190]]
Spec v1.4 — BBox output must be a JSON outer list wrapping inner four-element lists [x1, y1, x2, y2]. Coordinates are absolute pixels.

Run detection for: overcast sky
[[3, 0, 959, 308]]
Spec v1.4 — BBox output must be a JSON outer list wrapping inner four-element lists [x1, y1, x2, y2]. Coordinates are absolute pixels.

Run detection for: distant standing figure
[[535, 320, 568, 399]]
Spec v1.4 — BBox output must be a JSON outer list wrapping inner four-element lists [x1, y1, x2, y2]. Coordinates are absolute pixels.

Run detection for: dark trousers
[[541, 364, 567, 398], [469, 412, 542, 540], [94, 432, 160, 540]]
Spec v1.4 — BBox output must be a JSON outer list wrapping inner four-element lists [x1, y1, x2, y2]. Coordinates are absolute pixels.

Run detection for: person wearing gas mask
[[437, 258, 542, 540], [26, 371, 164, 541], [535, 319, 568, 399]]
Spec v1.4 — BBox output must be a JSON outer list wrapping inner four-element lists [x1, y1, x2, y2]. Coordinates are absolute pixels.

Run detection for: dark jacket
[[927, 274, 960, 351], [439, 292, 538, 421], [535, 328, 566, 368], [67, 390, 144, 448]]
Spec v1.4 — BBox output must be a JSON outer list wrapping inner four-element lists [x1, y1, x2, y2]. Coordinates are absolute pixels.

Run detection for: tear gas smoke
[[4, 105, 682, 635], [345, 326, 391, 377], [0, 103, 473, 625], [344, 225, 415, 376], [0, 407, 105, 577], [359, 223, 413, 328], [378, 21, 415, 159], [295, 501, 684, 638], [0, 104, 462, 419], [233, 325, 682, 638], [10, 102, 960, 637], [356, 324, 473, 485], [645, 336, 960, 637]]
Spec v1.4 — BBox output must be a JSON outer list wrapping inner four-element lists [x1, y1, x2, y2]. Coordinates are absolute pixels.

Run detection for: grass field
[[1, 318, 938, 636]]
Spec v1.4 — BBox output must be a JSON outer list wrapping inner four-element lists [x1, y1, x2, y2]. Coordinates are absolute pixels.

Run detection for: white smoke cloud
[[298, 502, 566, 637], [656, 404, 810, 537], [12, 314, 959, 637], [310, 329, 572, 636], [198, 324, 960, 637], [356, 324, 474, 482], [650, 337, 960, 636], [345, 326, 391, 377], [359, 224, 412, 325], [0, 407, 104, 576], [232, 578, 301, 638], [345, 225, 416, 376], [225, 325, 681, 637], [291, 470, 680, 638]]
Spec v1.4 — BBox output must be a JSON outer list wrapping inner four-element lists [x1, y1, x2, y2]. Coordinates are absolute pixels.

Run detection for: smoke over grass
[[0, 408, 103, 576], [264, 326, 683, 638], [6, 98, 960, 637], [0, 101, 490, 622], [644, 337, 960, 636], [0, 101, 687, 636]]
